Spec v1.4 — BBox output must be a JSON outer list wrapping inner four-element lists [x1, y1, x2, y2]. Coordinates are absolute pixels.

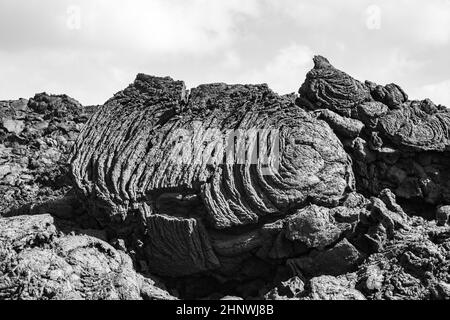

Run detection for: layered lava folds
[[378, 99, 450, 152], [298, 56, 371, 117], [70, 74, 353, 230], [297, 55, 450, 207]]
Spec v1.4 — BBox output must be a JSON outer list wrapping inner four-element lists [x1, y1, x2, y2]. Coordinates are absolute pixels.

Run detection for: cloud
[[379, 0, 450, 46], [85, 0, 262, 55], [241, 44, 313, 94], [0, 0, 261, 56], [0, 0, 449, 105]]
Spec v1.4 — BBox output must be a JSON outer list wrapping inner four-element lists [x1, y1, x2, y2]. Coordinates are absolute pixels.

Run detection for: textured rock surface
[[285, 205, 347, 250], [355, 217, 450, 300], [71, 75, 353, 227], [0, 55, 449, 300], [144, 213, 220, 276], [299, 56, 450, 211], [306, 275, 366, 300], [287, 238, 364, 277], [0, 214, 174, 300], [436, 206, 450, 226], [0, 94, 96, 216], [70, 74, 354, 277], [378, 99, 450, 152], [298, 56, 371, 117]]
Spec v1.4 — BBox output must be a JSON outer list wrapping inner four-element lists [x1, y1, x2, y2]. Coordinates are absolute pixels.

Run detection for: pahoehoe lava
[[0, 56, 449, 300]]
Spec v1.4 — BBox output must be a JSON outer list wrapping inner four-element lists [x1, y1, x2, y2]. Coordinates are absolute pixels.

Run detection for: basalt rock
[[355, 216, 450, 300], [71, 75, 354, 225], [306, 275, 366, 300], [365, 81, 408, 110], [298, 56, 371, 117], [264, 276, 305, 300], [298, 56, 450, 214], [1, 55, 449, 300], [378, 99, 450, 152], [70, 74, 355, 277], [0, 93, 97, 216], [0, 214, 175, 300]]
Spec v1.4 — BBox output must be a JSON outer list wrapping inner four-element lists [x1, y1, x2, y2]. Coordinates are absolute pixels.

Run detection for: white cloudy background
[[0, 0, 449, 106]]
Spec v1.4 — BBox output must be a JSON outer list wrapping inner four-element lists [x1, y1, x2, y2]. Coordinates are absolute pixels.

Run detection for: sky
[[0, 0, 449, 106]]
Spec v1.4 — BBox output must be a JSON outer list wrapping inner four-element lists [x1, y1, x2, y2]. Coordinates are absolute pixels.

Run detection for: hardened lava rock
[[0, 214, 175, 300], [0, 93, 96, 216], [71, 75, 353, 226], [298, 56, 371, 117], [70, 74, 355, 276], [1, 54, 449, 300], [298, 56, 450, 210], [378, 99, 450, 152]]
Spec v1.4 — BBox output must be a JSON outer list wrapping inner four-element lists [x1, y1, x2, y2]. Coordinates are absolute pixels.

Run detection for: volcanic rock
[[287, 238, 364, 277], [1, 54, 449, 300], [70, 74, 355, 277], [71, 75, 353, 227], [0, 214, 174, 300], [298, 56, 450, 211], [306, 275, 366, 300], [355, 216, 450, 300], [0, 93, 97, 215], [2, 118, 25, 135]]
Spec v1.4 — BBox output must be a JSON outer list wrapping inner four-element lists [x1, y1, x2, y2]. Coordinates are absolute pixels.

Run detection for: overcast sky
[[0, 0, 449, 106]]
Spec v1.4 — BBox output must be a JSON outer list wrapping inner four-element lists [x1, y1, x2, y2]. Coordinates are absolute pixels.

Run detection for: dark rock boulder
[[436, 206, 450, 226], [287, 238, 364, 277], [317, 109, 364, 138], [0, 93, 97, 216], [298, 56, 371, 117], [285, 205, 348, 250], [378, 99, 450, 152], [71, 75, 353, 227], [365, 81, 408, 110], [306, 275, 365, 300], [0, 214, 175, 300], [355, 216, 450, 300], [144, 213, 220, 276], [297, 57, 450, 214], [70, 74, 355, 277], [2, 54, 449, 300]]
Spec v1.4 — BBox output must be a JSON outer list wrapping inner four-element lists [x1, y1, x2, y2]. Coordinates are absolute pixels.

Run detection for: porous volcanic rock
[[0, 93, 96, 216], [298, 56, 371, 117], [0, 214, 175, 300], [298, 56, 450, 214], [355, 216, 450, 300], [1, 55, 449, 300], [70, 74, 355, 277]]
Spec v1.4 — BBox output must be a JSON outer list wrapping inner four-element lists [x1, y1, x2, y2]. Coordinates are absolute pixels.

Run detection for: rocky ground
[[0, 56, 449, 300]]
